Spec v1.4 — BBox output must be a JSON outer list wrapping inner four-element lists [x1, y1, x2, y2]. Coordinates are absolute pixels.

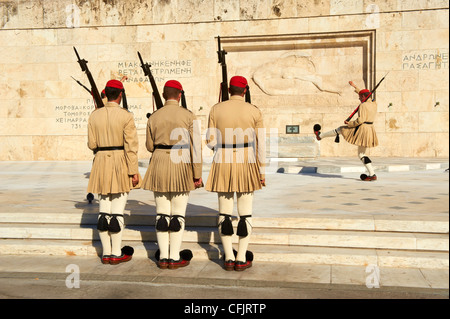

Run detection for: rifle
[[73, 47, 104, 109], [217, 36, 229, 102], [138, 51, 163, 118], [346, 72, 389, 122]]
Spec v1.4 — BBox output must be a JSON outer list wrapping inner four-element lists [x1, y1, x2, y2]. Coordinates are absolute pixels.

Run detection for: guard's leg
[[109, 193, 130, 264], [320, 127, 342, 139], [235, 192, 253, 271], [218, 192, 235, 269], [98, 194, 112, 263], [168, 192, 190, 268], [154, 192, 171, 268], [358, 146, 377, 181]]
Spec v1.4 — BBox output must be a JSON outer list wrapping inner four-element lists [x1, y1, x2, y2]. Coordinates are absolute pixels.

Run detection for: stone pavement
[[0, 158, 448, 299]]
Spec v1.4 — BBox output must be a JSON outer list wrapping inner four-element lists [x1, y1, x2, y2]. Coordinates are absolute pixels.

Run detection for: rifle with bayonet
[[73, 47, 104, 109], [138, 51, 163, 118], [346, 72, 389, 122], [217, 36, 229, 102]]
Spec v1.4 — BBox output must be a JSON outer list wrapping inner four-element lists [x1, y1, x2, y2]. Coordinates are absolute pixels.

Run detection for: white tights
[[98, 193, 128, 256], [217, 192, 253, 263], [154, 191, 190, 260]]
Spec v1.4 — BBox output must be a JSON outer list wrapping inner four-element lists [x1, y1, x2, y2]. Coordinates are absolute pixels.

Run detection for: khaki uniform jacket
[[87, 102, 140, 195], [142, 100, 202, 192], [341, 87, 379, 148], [205, 95, 265, 193]]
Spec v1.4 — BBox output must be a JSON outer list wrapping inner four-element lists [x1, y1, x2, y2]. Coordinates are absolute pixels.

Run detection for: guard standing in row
[[87, 79, 141, 264], [314, 80, 379, 181], [206, 76, 266, 271], [142, 80, 203, 269]]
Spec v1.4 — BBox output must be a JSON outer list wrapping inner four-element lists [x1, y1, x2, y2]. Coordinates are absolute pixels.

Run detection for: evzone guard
[[206, 76, 266, 271], [87, 79, 141, 264], [142, 80, 203, 269], [314, 80, 379, 181]]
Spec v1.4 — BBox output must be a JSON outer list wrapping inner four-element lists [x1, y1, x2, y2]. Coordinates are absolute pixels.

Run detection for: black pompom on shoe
[[180, 249, 193, 261], [168, 250, 193, 269], [234, 250, 254, 271], [313, 124, 321, 132], [313, 124, 322, 141], [121, 246, 134, 256], [109, 246, 133, 265]]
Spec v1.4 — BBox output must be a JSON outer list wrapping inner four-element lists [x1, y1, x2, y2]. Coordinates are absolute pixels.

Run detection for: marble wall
[[0, 0, 448, 160]]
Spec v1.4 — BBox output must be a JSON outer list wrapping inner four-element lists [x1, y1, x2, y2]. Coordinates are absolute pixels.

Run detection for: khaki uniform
[[318, 85, 379, 179], [87, 102, 140, 195], [142, 100, 202, 192], [341, 99, 378, 148], [206, 94, 265, 265], [142, 99, 202, 263], [206, 95, 265, 193]]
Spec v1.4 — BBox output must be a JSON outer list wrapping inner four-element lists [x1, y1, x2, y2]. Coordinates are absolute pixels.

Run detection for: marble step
[[0, 224, 448, 252], [0, 212, 448, 233], [0, 239, 447, 269]]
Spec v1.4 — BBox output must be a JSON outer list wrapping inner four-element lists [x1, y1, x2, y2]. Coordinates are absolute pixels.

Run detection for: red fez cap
[[164, 80, 183, 90], [359, 89, 370, 95], [230, 76, 248, 88], [105, 79, 123, 90]]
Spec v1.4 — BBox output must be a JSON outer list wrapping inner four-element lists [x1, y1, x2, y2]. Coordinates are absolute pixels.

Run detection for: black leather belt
[[220, 143, 251, 148], [155, 144, 189, 149], [96, 146, 124, 151]]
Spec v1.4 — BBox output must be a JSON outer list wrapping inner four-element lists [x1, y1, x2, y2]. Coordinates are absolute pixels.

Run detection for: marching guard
[[206, 76, 266, 271], [87, 79, 140, 264], [314, 80, 379, 181], [142, 80, 203, 269]]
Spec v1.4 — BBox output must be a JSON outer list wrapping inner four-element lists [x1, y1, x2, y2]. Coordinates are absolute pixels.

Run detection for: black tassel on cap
[[181, 90, 187, 109], [122, 90, 128, 110], [245, 85, 251, 103]]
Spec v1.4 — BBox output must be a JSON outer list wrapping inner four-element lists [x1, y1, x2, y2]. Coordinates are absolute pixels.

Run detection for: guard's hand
[[344, 120, 349, 125], [261, 179, 266, 187], [132, 174, 139, 187], [194, 177, 203, 189]]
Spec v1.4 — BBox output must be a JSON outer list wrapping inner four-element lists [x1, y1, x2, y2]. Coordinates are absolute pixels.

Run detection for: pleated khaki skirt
[[142, 148, 195, 192], [341, 124, 379, 148], [205, 147, 263, 193], [87, 150, 141, 195]]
